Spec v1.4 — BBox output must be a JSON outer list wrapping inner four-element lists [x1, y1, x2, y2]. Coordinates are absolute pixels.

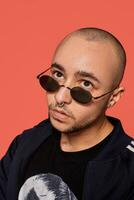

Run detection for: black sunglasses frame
[[37, 67, 119, 104]]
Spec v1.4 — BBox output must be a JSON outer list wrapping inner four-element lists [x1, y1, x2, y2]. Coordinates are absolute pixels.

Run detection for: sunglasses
[[37, 68, 118, 104]]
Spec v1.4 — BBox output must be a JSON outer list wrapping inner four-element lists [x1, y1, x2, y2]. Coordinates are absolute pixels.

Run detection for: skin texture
[[47, 35, 124, 152]]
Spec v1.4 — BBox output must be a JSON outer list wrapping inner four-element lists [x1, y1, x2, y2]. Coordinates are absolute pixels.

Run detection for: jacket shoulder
[[18, 118, 51, 140], [2, 119, 51, 159]]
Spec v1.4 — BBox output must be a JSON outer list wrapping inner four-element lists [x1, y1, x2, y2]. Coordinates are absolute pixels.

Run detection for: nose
[[54, 85, 72, 105]]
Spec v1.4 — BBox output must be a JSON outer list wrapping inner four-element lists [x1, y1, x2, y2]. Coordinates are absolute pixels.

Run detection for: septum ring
[[57, 102, 65, 107]]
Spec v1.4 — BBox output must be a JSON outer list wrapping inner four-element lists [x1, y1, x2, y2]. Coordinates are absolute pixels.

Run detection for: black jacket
[[0, 117, 134, 200]]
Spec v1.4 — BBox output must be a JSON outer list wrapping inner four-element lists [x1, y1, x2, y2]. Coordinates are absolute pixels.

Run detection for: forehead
[[52, 36, 119, 87]]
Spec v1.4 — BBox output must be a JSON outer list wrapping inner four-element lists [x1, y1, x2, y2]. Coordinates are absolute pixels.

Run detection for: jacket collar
[[93, 116, 131, 161]]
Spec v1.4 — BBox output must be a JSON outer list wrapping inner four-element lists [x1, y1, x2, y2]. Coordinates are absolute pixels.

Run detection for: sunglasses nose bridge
[[60, 85, 71, 91]]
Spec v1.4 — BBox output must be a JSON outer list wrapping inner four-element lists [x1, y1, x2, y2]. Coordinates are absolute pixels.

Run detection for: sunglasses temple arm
[[36, 67, 51, 79], [93, 86, 119, 100]]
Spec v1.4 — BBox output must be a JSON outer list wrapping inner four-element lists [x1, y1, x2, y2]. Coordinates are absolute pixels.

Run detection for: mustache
[[48, 103, 75, 119]]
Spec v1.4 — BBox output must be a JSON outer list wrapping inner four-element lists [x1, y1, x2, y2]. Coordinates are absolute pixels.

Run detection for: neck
[[60, 116, 113, 152]]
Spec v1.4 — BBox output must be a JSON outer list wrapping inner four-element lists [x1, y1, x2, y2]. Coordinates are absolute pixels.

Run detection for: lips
[[50, 109, 70, 121]]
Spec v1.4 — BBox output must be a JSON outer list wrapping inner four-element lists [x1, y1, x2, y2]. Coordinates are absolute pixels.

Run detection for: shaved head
[[53, 27, 126, 86], [48, 27, 126, 134]]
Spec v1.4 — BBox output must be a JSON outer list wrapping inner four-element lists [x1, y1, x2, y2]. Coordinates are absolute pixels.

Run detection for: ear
[[107, 86, 125, 108]]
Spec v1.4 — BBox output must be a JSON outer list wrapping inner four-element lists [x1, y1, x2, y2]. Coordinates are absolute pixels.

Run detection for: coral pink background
[[0, 0, 134, 158]]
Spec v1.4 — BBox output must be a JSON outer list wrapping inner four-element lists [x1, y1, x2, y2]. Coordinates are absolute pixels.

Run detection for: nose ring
[[57, 102, 65, 107]]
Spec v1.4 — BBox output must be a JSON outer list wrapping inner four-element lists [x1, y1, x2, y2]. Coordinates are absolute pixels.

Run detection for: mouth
[[50, 109, 70, 121]]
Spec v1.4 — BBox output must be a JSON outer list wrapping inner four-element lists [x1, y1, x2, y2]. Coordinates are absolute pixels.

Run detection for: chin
[[50, 116, 71, 132]]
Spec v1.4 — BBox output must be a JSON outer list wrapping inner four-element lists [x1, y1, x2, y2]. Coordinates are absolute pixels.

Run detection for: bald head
[[54, 27, 126, 86]]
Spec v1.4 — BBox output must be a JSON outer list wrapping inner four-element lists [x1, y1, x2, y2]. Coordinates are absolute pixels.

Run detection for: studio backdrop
[[0, 0, 134, 157]]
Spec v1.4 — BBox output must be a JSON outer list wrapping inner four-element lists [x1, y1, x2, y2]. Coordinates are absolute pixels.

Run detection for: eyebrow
[[51, 62, 100, 84], [51, 63, 65, 72], [75, 70, 100, 83]]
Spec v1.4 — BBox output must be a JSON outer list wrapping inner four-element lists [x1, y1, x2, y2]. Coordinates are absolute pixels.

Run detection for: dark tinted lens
[[71, 87, 92, 104], [39, 75, 60, 92]]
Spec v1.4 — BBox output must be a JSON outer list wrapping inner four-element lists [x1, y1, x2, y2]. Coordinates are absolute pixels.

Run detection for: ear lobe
[[107, 86, 125, 108]]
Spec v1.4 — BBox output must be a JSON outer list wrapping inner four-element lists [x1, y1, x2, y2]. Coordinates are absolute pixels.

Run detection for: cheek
[[46, 93, 55, 104], [74, 104, 97, 120], [72, 100, 108, 121]]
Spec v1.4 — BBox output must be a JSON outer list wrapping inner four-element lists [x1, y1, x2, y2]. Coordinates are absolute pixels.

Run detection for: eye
[[54, 71, 63, 78], [81, 80, 93, 89], [51, 70, 64, 79]]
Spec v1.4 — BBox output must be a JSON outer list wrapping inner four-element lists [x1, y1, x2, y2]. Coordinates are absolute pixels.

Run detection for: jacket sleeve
[[0, 135, 20, 200]]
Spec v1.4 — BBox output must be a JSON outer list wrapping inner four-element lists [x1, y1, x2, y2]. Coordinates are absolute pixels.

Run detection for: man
[[0, 27, 134, 200]]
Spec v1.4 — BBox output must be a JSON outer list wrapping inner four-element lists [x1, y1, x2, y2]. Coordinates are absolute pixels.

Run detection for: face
[[47, 36, 120, 133], [34, 179, 55, 200]]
